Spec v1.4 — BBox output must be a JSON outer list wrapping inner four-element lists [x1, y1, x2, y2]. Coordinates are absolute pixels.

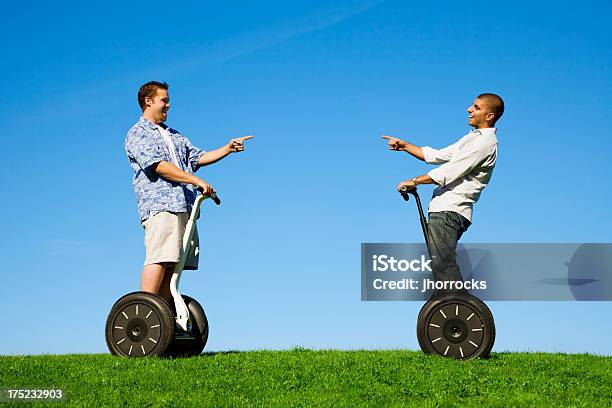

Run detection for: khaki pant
[[142, 211, 199, 270]]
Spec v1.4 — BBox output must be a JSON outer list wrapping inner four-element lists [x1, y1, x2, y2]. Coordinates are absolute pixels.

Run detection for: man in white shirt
[[382, 93, 504, 297]]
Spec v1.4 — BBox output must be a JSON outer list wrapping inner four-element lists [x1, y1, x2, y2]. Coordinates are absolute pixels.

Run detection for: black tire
[[165, 295, 209, 357], [417, 293, 495, 359], [105, 291, 175, 357]]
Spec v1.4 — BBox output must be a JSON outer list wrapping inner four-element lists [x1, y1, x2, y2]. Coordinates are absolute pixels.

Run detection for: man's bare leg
[[158, 263, 176, 308], [141, 263, 165, 293], [141, 263, 176, 314]]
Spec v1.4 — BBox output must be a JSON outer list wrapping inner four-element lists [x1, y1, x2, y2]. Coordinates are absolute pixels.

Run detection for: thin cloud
[[3, 0, 385, 141], [179, 0, 386, 68]]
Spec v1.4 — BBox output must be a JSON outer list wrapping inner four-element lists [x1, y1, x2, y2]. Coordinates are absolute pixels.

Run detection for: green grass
[[1, 350, 610, 407]]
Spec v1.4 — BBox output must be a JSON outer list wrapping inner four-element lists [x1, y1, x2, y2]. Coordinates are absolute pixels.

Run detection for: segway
[[105, 189, 220, 357], [399, 186, 495, 359]]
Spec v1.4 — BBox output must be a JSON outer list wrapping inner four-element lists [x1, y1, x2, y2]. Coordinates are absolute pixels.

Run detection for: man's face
[[145, 88, 170, 124], [467, 98, 494, 129]]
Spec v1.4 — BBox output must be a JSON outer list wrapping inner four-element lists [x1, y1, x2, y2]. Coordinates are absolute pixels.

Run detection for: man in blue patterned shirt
[[125, 81, 253, 305]]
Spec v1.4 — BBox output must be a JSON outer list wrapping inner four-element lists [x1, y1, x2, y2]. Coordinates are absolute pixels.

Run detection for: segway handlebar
[[210, 193, 221, 206], [399, 185, 417, 201], [193, 185, 221, 205], [398, 185, 431, 253]]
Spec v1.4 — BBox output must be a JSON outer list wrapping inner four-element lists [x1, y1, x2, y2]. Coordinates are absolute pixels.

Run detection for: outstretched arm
[[381, 135, 425, 161], [198, 135, 254, 166], [397, 142, 494, 190]]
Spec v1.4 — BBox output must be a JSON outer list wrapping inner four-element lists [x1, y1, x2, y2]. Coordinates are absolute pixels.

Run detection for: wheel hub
[[443, 318, 469, 344], [126, 318, 148, 342]]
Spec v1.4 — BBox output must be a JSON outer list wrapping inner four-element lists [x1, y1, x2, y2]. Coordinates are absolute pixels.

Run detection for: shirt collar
[[139, 116, 164, 130], [471, 127, 496, 136]]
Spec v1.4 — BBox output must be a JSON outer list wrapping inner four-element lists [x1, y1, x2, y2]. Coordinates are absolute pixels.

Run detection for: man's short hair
[[138, 81, 169, 111], [477, 93, 505, 123]]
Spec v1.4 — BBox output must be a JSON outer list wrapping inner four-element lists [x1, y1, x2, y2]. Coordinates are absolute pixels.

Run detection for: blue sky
[[1, 0, 611, 355]]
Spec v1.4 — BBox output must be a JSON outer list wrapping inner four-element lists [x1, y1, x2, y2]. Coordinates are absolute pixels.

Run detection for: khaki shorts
[[142, 211, 199, 270]]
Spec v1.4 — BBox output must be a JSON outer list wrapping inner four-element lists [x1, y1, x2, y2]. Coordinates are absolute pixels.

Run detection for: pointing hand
[[382, 135, 407, 151], [228, 135, 254, 153]]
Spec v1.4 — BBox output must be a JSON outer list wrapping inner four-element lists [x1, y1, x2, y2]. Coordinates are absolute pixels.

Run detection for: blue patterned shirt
[[125, 117, 206, 221]]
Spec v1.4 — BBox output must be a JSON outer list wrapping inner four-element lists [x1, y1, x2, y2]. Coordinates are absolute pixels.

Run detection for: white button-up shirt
[[422, 128, 498, 222]]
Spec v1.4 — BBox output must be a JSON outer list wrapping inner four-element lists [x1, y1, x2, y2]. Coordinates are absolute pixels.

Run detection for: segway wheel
[[105, 292, 175, 357], [417, 294, 495, 359], [165, 295, 209, 357]]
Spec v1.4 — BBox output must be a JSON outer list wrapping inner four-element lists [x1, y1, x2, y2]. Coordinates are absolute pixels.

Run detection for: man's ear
[[144, 96, 153, 108], [486, 112, 496, 123]]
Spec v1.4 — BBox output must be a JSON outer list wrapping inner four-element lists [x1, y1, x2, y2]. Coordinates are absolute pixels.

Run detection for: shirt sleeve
[[422, 136, 467, 164], [427, 142, 495, 186], [180, 135, 206, 173], [125, 126, 165, 176]]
